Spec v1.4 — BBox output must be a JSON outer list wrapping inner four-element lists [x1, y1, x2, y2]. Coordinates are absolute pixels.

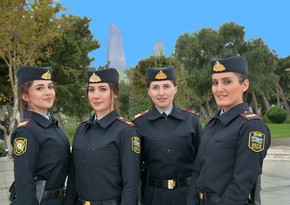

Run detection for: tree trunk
[[260, 91, 271, 111], [276, 76, 281, 106], [51, 107, 67, 136], [0, 124, 13, 158], [277, 84, 290, 113], [251, 91, 260, 117], [6, 64, 19, 157], [199, 104, 210, 122], [205, 91, 214, 118]]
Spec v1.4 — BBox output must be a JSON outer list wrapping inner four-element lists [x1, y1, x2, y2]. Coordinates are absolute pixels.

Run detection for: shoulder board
[[17, 119, 31, 128], [79, 120, 87, 125], [181, 108, 197, 115], [132, 110, 149, 121], [116, 117, 134, 127], [240, 111, 260, 120]]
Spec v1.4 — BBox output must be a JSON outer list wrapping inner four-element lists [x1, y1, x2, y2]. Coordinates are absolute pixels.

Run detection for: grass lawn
[[267, 123, 290, 139]]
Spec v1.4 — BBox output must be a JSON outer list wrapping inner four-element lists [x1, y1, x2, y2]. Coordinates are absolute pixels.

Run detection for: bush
[[266, 106, 288, 123]]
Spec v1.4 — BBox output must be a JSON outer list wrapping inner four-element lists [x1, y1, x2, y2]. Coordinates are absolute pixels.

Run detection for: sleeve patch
[[14, 137, 27, 156], [248, 131, 265, 152], [131, 136, 140, 154]]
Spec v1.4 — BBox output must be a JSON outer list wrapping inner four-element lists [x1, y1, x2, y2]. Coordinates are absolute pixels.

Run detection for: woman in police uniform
[[132, 66, 203, 205], [65, 68, 140, 205], [10, 66, 70, 205], [187, 56, 271, 205]]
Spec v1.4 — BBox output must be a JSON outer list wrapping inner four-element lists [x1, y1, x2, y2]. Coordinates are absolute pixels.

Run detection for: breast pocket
[[213, 136, 237, 159], [177, 135, 192, 143]]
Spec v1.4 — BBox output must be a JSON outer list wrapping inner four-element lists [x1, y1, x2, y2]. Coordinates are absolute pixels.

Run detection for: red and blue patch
[[248, 131, 265, 152]]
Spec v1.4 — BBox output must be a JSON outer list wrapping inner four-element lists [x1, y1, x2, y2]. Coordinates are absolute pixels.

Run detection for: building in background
[[107, 24, 127, 71], [153, 40, 165, 57]]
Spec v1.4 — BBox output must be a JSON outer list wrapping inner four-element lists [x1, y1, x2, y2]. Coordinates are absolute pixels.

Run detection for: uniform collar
[[86, 110, 119, 129], [147, 105, 186, 120], [23, 110, 56, 128], [211, 103, 249, 126]]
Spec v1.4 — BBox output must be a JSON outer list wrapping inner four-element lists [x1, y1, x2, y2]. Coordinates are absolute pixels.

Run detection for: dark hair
[[234, 72, 249, 100], [86, 83, 120, 112], [18, 81, 33, 110]]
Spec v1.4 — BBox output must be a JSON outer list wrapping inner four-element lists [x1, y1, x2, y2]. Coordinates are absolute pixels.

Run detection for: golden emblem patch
[[248, 131, 265, 152], [131, 136, 140, 154], [89, 73, 101, 83], [213, 61, 226, 72], [155, 70, 167, 80], [41, 70, 51, 80], [14, 137, 27, 156]]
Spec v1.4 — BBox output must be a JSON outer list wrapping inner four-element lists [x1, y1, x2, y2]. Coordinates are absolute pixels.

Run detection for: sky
[[61, 0, 290, 68]]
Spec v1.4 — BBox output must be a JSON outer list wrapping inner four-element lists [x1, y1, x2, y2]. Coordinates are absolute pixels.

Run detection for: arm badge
[[131, 136, 140, 154], [14, 137, 27, 156], [248, 131, 265, 152]]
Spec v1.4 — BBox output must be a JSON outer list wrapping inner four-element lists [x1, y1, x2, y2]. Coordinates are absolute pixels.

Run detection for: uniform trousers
[[143, 186, 188, 205]]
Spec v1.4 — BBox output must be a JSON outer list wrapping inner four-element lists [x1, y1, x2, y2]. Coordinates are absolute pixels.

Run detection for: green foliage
[[266, 106, 288, 123], [39, 16, 100, 119], [174, 22, 247, 118], [119, 80, 131, 119]]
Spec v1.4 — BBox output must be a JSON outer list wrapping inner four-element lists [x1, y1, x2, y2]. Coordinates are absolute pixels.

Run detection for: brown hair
[[18, 81, 33, 110]]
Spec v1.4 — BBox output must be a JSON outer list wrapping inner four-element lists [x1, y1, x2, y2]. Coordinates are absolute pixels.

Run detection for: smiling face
[[21, 80, 55, 114], [212, 72, 249, 112], [147, 80, 177, 111], [87, 83, 117, 118]]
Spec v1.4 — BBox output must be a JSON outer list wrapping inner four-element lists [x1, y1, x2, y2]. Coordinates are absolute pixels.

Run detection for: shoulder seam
[[132, 110, 149, 121], [116, 117, 134, 127], [79, 120, 87, 125], [240, 111, 260, 120], [180, 108, 197, 115], [17, 119, 31, 128]]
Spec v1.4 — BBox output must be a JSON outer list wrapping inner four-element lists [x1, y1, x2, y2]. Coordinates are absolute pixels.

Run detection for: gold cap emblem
[[89, 73, 101, 83], [41, 70, 51, 80], [213, 61, 226, 72], [155, 70, 167, 80]]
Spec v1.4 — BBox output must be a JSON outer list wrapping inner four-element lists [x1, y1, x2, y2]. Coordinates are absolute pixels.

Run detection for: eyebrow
[[33, 82, 53, 87], [89, 85, 108, 88], [212, 77, 233, 81]]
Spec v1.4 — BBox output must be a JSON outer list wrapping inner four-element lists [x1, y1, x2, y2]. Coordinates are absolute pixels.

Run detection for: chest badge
[[14, 137, 27, 156], [131, 136, 140, 154], [248, 131, 265, 152]]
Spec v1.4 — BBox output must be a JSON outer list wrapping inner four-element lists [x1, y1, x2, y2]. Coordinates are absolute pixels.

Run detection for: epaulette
[[17, 119, 31, 128], [79, 120, 87, 125], [132, 110, 149, 121], [181, 108, 197, 116], [240, 111, 260, 120], [116, 117, 134, 127]]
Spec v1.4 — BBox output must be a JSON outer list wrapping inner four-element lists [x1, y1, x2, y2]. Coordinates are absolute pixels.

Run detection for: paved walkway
[[1, 138, 290, 205]]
